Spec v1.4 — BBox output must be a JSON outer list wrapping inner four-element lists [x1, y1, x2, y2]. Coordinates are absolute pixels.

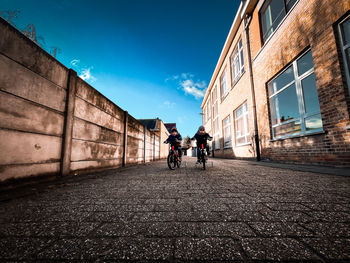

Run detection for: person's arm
[[206, 133, 213, 140]]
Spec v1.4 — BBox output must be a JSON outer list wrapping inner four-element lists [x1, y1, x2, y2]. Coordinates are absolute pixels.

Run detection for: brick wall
[[251, 0, 350, 165]]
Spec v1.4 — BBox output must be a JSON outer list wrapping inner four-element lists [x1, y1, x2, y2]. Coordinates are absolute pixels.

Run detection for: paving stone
[[175, 238, 243, 260], [131, 212, 175, 222], [248, 222, 313, 237], [221, 211, 266, 222], [241, 237, 320, 261], [0, 237, 53, 260], [36, 238, 82, 260], [94, 222, 146, 237], [144, 222, 196, 237], [1, 157, 349, 261], [301, 238, 350, 260], [103, 238, 173, 260], [300, 222, 350, 237], [195, 222, 256, 238], [176, 211, 222, 222]]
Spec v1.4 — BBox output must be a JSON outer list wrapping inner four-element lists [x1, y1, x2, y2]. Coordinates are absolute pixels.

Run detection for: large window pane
[[273, 119, 301, 137], [346, 48, 350, 73], [269, 66, 294, 94], [301, 73, 320, 115], [286, 0, 298, 12], [297, 51, 313, 76], [236, 118, 243, 137], [262, 0, 285, 41], [341, 18, 350, 45], [269, 0, 285, 21], [305, 114, 323, 132], [272, 84, 299, 123], [268, 48, 322, 139]]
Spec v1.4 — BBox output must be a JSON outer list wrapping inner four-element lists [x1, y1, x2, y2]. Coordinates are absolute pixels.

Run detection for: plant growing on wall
[[0, 9, 20, 26]]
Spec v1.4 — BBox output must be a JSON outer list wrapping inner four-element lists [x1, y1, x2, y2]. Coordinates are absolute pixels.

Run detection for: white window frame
[[234, 102, 250, 146], [231, 39, 244, 84], [212, 86, 220, 150], [338, 14, 350, 94], [220, 68, 229, 101], [207, 98, 211, 120], [268, 49, 323, 140], [223, 115, 232, 148]]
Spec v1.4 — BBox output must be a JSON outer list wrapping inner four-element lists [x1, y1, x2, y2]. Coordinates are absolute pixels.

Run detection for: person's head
[[171, 127, 178, 135], [198, 126, 205, 134]]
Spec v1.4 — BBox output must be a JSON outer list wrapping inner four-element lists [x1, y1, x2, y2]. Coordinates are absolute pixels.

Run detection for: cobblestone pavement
[[1, 157, 350, 262]]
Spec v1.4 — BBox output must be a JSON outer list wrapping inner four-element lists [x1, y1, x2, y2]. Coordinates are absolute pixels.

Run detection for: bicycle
[[164, 141, 181, 170], [197, 143, 208, 170]]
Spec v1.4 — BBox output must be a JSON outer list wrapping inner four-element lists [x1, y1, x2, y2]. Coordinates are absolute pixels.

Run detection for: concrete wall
[[0, 18, 160, 182]]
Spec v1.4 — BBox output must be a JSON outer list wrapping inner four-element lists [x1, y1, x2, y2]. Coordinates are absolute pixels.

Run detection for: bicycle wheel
[[177, 156, 181, 168], [202, 153, 206, 170], [167, 153, 176, 170]]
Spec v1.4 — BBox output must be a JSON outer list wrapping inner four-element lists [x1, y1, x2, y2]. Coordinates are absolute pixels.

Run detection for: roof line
[[201, 1, 245, 108]]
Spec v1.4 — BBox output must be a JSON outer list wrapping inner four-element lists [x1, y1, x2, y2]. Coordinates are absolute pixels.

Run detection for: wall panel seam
[[0, 51, 68, 90], [0, 127, 63, 138], [0, 88, 65, 115]]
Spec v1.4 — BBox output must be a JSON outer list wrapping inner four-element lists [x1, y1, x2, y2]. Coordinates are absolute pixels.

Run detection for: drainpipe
[[244, 14, 261, 161]]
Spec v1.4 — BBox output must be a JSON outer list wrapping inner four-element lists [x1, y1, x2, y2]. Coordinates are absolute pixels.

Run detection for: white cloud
[[70, 59, 80, 67], [163, 101, 176, 108], [166, 72, 207, 99], [165, 75, 179, 82], [79, 67, 97, 83], [179, 78, 207, 99]]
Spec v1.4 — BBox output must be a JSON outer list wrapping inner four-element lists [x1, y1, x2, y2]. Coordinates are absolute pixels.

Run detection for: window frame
[[234, 102, 250, 146], [260, 0, 299, 44], [222, 114, 232, 149], [212, 86, 220, 150], [220, 67, 229, 101], [230, 38, 245, 86], [268, 49, 323, 140], [338, 14, 350, 94]]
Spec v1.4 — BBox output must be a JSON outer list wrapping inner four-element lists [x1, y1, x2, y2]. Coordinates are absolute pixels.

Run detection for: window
[[260, 0, 298, 42], [220, 68, 229, 100], [338, 15, 350, 93], [268, 50, 323, 139], [234, 102, 250, 145], [223, 116, 232, 148], [207, 99, 211, 120], [212, 86, 220, 150], [231, 39, 245, 84]]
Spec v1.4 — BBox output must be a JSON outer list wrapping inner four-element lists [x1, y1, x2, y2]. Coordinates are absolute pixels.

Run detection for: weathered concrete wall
[[0, 18, 68, 181], [0, 18, 161, 181]]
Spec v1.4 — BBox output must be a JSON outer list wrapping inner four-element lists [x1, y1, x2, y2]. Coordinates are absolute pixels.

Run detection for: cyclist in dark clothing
[[164, 127, 183, 159], [191, 126, 212, 163]]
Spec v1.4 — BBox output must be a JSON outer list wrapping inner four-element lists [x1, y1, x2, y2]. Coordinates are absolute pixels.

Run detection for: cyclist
[[191, 126, 212, 164], [164, 127, 182, 160]]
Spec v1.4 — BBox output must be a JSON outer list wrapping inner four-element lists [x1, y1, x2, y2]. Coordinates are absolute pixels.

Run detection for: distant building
[[138, 118, 170, 159], [201, 0, 350, 166], [164, 123, 177, 134]]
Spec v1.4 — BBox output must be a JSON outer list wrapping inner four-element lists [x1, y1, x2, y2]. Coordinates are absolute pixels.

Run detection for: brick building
[[201, 0, 350, 165]]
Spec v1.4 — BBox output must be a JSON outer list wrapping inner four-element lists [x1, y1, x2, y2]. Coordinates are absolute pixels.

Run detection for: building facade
[[202, 0, 350, 166]]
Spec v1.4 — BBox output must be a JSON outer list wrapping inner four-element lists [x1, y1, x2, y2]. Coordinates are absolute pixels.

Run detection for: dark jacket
[[191, 132, 212, 146], [165, 133, 182, 146]]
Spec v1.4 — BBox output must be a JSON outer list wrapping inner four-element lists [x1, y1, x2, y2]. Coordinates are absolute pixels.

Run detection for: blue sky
[[1, 0, 239, 137]]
